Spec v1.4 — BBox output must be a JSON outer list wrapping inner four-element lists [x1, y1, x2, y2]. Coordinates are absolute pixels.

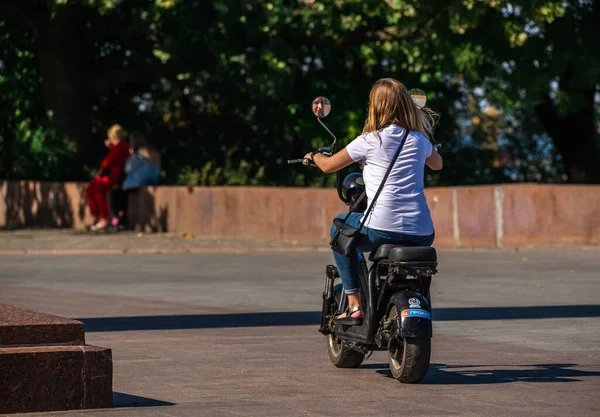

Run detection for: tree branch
[[113, 0, 155, 11], [335, 25, 417, 48], [534, 94, 562, 148], [4, 0, 46, 29], [89, 54, 218, 95], [383, 0, 400, 10], [334, 1, 449, 48], [89, 60, 178, 94]]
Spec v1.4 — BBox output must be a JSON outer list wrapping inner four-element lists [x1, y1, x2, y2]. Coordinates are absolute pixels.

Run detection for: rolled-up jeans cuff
[[344, 288, 359, 295]]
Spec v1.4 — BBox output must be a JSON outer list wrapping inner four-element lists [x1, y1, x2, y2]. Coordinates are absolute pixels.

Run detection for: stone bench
[[0, 305, 112, 414]]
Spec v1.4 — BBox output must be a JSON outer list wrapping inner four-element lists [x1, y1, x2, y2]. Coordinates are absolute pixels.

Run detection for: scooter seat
[[369, 245, 437, 263]]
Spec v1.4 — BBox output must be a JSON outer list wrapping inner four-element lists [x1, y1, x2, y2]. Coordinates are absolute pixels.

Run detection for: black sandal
[[334, 306, 364, 326]]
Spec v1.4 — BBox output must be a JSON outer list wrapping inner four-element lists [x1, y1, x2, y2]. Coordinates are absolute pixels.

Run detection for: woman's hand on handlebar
[[303, 147, 331, 164], [303, 152, 317, 167], [286, 150, 323, 166], [288, 148, 353, 173], [306, 148, 354, 174]]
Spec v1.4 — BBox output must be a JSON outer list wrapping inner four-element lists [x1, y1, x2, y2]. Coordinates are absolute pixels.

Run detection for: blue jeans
[[330, 213, 435, 295]]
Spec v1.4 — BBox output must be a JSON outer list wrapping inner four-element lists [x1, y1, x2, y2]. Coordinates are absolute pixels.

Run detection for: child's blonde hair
[[107, 124, 125, 140]]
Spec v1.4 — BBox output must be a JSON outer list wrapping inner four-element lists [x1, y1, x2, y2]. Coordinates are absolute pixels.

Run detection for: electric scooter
[[288, 94, 439, 383]]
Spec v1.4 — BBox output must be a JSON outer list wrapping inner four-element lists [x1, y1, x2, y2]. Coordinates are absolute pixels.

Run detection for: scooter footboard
[[389, 291, 432, 338]]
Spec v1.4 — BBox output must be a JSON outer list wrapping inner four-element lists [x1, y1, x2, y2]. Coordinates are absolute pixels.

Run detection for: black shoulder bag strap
[[342, 128, 410, 228], [329, 128, 410, 257]]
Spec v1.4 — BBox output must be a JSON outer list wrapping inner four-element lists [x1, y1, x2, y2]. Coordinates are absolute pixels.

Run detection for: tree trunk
[[34, 6, 94, 173], [0, 124, 13, 179], [534, 89, 600, 183], [0, 96, 12, 178]]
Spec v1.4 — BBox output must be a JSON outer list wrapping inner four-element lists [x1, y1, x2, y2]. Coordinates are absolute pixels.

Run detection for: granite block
[[0, 345, 112, 413], [0, 304, 85, 346]]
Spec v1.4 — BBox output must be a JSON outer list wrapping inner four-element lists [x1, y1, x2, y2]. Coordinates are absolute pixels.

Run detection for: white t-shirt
[[345, 124, 434, 236]]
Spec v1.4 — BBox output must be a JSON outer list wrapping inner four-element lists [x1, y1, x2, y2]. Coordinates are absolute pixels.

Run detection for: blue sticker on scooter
[[401, 309, 431, 320]]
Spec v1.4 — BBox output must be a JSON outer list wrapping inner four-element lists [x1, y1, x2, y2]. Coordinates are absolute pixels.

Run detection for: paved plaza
[[1, 240, 599, 416]]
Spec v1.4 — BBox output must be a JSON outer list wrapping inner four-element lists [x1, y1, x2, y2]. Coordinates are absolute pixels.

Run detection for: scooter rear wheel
[[325, 286, 365, 368], [387, 305, 431, 383], [327, 333, 365, 368]]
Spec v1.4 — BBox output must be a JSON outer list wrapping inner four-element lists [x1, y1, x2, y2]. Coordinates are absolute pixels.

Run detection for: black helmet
[[342, 172, 367, 212]]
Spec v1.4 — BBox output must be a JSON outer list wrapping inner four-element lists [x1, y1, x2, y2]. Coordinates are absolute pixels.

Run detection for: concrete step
[[0, 305, 112, 414], [0, 304, 85, 346]]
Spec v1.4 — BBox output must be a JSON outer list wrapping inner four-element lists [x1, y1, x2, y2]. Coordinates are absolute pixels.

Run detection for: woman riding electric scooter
[[303, 78, 443, 324]]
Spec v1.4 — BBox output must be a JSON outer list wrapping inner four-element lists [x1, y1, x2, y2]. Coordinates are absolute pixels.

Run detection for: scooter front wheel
[[387, 305, 431, 383], [327, 333, 365, 368]]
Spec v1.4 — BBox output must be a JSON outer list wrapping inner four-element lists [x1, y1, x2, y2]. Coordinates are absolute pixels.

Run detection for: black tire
[[387, 305, 431, 383], [326, 286, 365, 368], [327, 333, 365, 368]]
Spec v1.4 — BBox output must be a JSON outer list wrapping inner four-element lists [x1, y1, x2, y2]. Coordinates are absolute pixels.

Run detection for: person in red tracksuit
[[86, 124, 130, 231]]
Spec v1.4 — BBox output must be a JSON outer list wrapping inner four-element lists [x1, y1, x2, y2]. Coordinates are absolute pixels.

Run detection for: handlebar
[[287, 158, 311, 165], [287, 147, 333, 166]]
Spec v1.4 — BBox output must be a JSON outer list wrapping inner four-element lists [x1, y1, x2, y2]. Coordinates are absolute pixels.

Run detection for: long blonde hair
[[362, 78, 438, 139]]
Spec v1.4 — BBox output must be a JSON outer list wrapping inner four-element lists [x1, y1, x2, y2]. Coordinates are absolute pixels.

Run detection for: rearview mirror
[[312, 96, 331, 118], [409, 88, 427, 108]]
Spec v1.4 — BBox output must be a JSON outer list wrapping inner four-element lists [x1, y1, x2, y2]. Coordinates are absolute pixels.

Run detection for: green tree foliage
[[445, 0, 600, 183], [0, 14, 77, 180], [0, 0, 597, 185]]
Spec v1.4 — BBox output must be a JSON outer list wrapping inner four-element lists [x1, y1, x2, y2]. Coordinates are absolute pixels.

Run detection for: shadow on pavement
[[78, 305, 600, 332], [373, 363, 600, 384], [80, 311, 320, 332], [433, 305, 600, 321], [113, 392, 175, 408]]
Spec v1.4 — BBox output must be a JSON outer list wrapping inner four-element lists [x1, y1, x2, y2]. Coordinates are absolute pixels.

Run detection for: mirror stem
[[317, 117, 337, 151], [315, 117, 346, 203]]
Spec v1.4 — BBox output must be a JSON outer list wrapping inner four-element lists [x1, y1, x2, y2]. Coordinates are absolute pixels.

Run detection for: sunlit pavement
[[2, 248, 599, 417]]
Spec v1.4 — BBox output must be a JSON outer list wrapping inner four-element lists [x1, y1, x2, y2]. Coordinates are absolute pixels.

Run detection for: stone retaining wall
[[1, 181, 599, 247]]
